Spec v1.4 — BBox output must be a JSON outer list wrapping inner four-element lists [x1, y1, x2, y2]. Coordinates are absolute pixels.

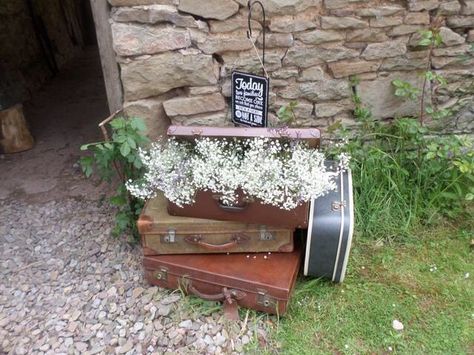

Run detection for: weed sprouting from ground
[[80, 117, 149, 240]]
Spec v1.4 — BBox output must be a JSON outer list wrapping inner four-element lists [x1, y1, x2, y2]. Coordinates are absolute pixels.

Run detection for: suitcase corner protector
[[137, 214, 153, 233]]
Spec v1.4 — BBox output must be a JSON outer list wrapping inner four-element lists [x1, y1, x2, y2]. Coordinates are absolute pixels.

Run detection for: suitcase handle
[[217, 201, 248, 212], [187, 284, 246, 302], [184, 234, 250, 251], [212, 193, 251, 212]]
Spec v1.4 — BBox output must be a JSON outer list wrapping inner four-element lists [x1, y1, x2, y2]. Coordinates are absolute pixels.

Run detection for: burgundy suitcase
[[166, 125, 321, 229], [138, 193, 294, 255], [143, 244, 302, 318]]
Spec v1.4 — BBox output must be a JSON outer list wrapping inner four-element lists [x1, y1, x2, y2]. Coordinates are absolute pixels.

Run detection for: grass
[[246, 219, 473, 354]]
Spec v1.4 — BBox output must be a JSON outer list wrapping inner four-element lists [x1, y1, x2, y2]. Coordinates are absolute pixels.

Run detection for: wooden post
[[90, 0, 123, 114], [0, 104, 34, 154]]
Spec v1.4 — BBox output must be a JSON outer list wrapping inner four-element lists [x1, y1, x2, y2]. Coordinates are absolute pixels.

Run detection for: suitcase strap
[[187, 283, 246, 321], [184, 233, 250, 251]]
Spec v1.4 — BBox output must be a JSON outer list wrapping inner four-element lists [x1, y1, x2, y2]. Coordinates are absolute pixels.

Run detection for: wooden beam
[[90, 0, 122, 114]]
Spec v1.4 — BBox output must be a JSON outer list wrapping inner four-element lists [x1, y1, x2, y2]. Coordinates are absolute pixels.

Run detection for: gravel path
[[0, 197, 268, 354]]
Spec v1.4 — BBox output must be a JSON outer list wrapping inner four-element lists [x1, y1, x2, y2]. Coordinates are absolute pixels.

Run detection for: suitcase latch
[[259, 226, 274, 241], [154, 267, 168, 281], [331, 200, 346, 211], [161, 228, 176, 243], [257, 289, 276, 309]]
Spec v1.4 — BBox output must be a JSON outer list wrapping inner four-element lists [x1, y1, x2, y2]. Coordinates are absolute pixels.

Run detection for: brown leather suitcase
[[166, 125, 320, 228], [167, 190, 309, 229], [138, 193, 294, 255], [143, 243, 301, 318]]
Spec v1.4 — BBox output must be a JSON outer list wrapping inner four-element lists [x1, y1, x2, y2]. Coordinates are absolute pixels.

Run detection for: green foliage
[[276, 101, 298, 126], [391, 27, 468, 124], [327, 90, 474, 239], [418, 28, 442, 47], [424, 70, 447, 86], [392, 79, 420, 101], [80, 117, 149, 239], [263, 222, 473, 354]]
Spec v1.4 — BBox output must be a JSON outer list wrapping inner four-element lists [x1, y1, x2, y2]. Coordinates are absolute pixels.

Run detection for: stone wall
[[110, 0, 474, 137], [0, 0, 83, 109]]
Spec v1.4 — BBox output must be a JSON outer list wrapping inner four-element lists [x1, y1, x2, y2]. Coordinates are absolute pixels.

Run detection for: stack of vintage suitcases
[[138, 126, 354, 319]]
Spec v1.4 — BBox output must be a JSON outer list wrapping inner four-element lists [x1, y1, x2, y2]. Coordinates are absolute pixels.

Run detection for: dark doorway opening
[[0, 0, 109, 201]]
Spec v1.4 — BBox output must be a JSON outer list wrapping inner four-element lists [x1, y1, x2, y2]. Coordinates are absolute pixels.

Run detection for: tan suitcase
[[138, 193, 294, 255]]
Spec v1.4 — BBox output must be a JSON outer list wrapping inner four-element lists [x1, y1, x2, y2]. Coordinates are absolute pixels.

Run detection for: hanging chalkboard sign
[[231, 71, 269, 128]]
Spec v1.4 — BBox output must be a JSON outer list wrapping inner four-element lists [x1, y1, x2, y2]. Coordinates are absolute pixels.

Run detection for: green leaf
[[120, 142, 131, 157], [115, 135, 127, 143], [277, 106, 286, 115], [392, 80, 404, 88], [133, 158, 143, 169], [110, 194, 127, 206], [130, 118, 147, 132], [79, 156, 94, 178], [394, 88, 405, 97], [420, 29, 433, 39], [80, 144, 90, 151], [418, 38, 431, 46], [109, 117, 126, 129], [425, 71, 434, 80], [127, 136, 137, 150]]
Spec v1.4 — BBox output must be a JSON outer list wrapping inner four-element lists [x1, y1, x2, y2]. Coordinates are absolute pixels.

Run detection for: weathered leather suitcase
[[138, 193, 294, 255], [304, 167, 354, 283], [166, 125, 321, 228], [143, 244, 301, 318], [167, 190, 309, 229]]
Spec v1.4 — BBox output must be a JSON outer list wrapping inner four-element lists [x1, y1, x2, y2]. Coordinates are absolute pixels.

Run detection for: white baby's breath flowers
[[338, 152, 351, 171], [191, 137, 243, 206], [126, 138, 196, 206], [239, 139, 337, 209], [126, 137, 350, 210]]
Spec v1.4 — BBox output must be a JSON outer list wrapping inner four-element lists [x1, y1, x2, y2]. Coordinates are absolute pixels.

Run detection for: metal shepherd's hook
[[247, 0, 266, 77]]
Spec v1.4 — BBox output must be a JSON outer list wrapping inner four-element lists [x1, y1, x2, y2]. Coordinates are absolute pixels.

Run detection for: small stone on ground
[[0, 197, 268, 354]]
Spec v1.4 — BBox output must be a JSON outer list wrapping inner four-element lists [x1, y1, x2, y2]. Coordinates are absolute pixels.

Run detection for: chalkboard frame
[[231, 71, 269, 128]]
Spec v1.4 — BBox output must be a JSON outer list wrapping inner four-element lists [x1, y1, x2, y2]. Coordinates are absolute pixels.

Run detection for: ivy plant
[[80, 117, 149, 239]]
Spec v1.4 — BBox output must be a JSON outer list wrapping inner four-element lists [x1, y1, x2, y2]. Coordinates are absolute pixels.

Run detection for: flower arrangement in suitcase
[[127, 126, 349, 228]]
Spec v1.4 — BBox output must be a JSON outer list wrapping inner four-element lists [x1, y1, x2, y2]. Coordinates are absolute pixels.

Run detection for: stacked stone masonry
[[109, 0, 474, 137]]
